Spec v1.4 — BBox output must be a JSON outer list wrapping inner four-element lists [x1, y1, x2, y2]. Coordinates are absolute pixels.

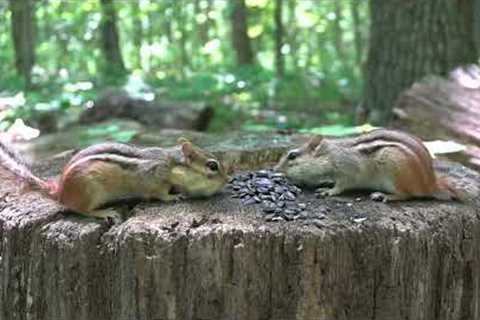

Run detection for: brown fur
[[276, 129, 460, 201], [0, 139, 228, 218], [347, 130, 441, 197]]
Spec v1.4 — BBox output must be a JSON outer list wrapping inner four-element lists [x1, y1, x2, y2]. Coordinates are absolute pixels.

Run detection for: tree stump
[[1, 154, 480, 320]]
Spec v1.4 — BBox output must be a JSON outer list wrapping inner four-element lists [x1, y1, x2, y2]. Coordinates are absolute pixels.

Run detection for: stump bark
[[1, 157, 480, 320]]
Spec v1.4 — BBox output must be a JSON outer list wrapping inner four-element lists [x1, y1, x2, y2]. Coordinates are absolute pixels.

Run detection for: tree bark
[[475, 0, 480, 51], [274, 0, 285, 77], [287, 0, 298, 70], [350, 0, 363, 66], [1, 155, 480, 320], [364, 0, 479, 124], [333, 1, 345, 62], [8, 0, 36, 89], [230, 0, 254, 65], [99, 0, 125, 74], [53, 1, 70, 70], [161, 2, 172, 44], [130, 0, 143, 70], [177, 3, 189, 75]]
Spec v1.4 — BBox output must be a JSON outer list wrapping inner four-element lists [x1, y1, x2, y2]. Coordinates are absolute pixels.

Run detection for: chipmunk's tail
[[434, 175, 476, 203], [0, 140, 57, 198]]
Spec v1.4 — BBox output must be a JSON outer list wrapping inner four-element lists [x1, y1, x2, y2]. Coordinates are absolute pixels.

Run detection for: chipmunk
[[0, 138, 229, 220], [275, 129, 470, 202]]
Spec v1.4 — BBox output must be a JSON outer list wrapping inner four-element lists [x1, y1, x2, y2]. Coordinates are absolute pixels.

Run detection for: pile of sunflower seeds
[[229, 169, 308, 221]]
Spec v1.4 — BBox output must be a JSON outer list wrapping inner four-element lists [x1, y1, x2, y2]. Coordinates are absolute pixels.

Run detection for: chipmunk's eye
[[206, 159, 219, 171], [287, 150, 300, 160]]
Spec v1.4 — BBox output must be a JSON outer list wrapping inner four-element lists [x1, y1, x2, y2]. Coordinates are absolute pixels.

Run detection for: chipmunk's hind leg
[[370, 192, 410, 202], [431, 177, 456, 201], [372, 146, 435, 202]]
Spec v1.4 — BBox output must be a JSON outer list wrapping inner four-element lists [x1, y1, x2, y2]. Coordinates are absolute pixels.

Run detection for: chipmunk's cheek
[[283, 163, 319, 188], [283, 163, 304, 182], [184, 176, 226, 198], [205, 178, 228, 195]]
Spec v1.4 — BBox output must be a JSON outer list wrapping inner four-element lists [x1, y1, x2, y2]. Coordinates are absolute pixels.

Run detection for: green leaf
[[299, 125, 374, 137]]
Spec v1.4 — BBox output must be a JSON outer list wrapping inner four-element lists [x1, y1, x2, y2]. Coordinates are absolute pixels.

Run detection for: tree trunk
[[179, 5, 189, 74], [145, 1, 155, 71], [8, 0, 36, 89], [99, 0, 125, 75], [333, 1, 345, 62], [230, 0, 254, 65], [274, 0, 285, 77], [130, 0, 143, 70], [161, 3, 172, 44], [475, 0, 480, 51], [52, 1, 70, 71], [287, 0, 298, 70], [350, 0, 363, 66], [2, 152, 480, 320], [364, 0, 479, 124]]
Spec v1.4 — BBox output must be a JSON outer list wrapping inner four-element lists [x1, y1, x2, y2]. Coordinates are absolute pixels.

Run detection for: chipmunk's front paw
[[315, 187, 337, 197], [105, 215, 122, 226], [172, 194, 187, 202], [162, 193, 187, 202], [91, 209, 123, 225], [370, 192, 388, 202], [316, 179, 335, 188]]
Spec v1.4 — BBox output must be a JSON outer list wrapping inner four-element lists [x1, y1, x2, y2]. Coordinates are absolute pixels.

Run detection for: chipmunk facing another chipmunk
[[275, 129, 472, 202], [0, 138, 229, 220], [0, 128, 472, 223]]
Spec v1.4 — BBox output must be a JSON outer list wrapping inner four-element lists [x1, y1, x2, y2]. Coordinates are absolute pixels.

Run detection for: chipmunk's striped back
[[349, 129, 437, 193], [276, 128, 464, 202], [67, 143, 144, 165], [351, 129, 433, 168]]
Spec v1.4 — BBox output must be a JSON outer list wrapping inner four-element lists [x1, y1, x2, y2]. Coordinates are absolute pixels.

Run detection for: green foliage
[[300, 125, 364, 136], [82, 124, 138, 144], [0, 0, 369, 135]]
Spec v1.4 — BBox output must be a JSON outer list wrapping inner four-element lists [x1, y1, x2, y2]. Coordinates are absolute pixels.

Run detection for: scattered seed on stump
[[229, 169, 312, 222]]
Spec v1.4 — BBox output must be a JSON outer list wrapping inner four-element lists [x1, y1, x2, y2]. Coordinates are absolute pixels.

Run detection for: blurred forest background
[[1, 0, 479, 141]]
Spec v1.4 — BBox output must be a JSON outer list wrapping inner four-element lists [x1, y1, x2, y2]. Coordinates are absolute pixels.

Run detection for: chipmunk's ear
[[307, 135, 323, 150], [177, 137, 191, 144], [180, 140, 195, 163]]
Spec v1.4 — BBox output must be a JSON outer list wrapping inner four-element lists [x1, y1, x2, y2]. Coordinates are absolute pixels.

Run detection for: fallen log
[[79, 89, 214, 131], [392, 65, 480, 170]]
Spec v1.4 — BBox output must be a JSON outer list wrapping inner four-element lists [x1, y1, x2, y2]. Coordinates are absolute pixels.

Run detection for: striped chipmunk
[[0, 138, 229, 221], [275, 129, 473, 202]]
